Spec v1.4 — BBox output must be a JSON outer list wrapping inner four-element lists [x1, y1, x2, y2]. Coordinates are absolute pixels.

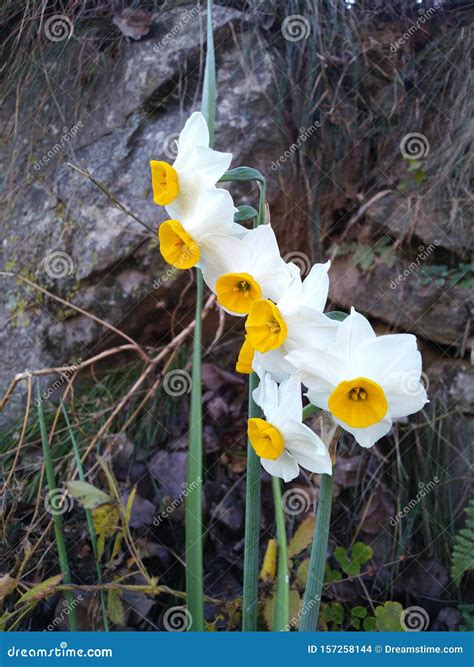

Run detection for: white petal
[[285, 348, 345, 393], [385, 380, 428, 418], [178, 111, 209, 148], [261, 451, 300, 482], [299, 261, 331, 312], [200, 233, 251, 293], [276, 376, 302, 424], [184, 188, 235, 239], [284, 309, 339, 354], [354, 334, 421, 385], [332, 308, 375, 375], [282, 421, 332, 475], [254, 349, 293, 383], [252, 369, 279, 423], [336, 415, 392, 448]]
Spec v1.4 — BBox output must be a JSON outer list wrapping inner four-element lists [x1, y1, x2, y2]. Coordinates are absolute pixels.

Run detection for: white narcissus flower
[[244, 261, 340, 380], [201, 225, 298, 316], [157, 188, 243, 270], [150, 111, 232, 219], [248, 368, 332, 482], [285, 308, 429, 448]]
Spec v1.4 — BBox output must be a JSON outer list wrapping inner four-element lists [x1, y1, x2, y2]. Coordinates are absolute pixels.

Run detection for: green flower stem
[[242, 371, 262, 631], [61, 401, 109, 631], [271, 477, 290, 631], [299, 470, 334, 632], [184, 0, 215, 632], [242, 172, 266, 631], [37, 385, 77, 632]]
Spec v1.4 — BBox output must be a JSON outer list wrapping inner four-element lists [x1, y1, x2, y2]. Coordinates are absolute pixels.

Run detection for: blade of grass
[[185, 0, 216, 632], [271, 477, 290, 631], [60, 400, 109, 631], [37, 384, 77, 631]]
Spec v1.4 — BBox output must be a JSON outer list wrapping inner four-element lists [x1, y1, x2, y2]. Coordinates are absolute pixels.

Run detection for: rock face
[[0, 6, 285, 426]]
